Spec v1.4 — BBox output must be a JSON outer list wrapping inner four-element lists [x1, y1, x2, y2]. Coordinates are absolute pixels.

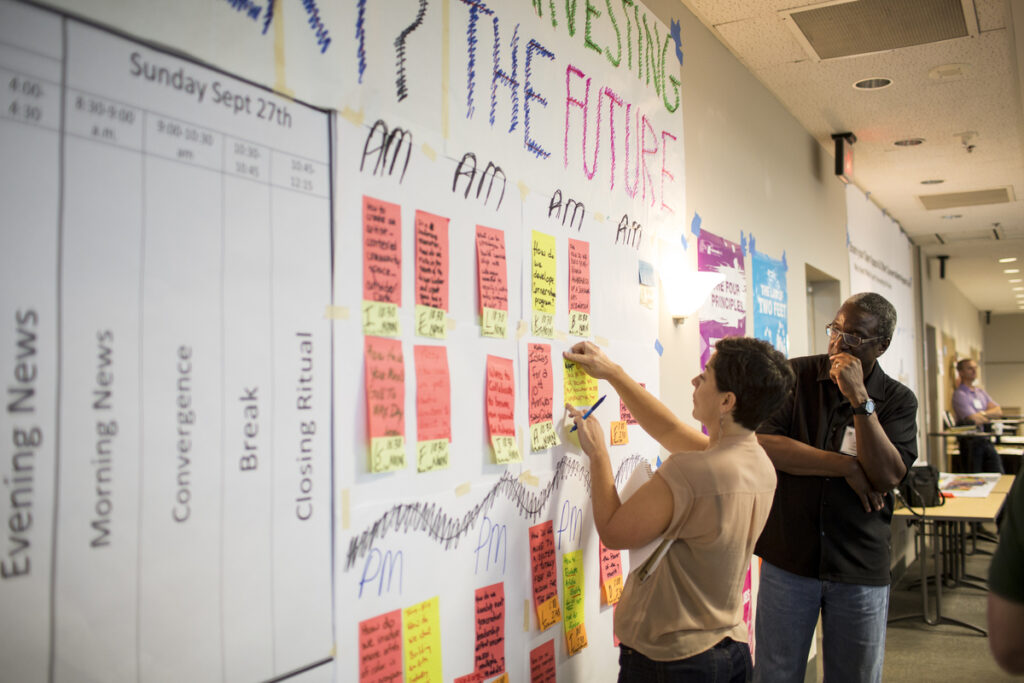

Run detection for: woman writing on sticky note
[[563, 337, 793, 683]]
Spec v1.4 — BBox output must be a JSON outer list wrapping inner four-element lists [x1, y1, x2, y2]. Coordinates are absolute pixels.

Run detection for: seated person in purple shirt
[[952, 358, 1004, 473]]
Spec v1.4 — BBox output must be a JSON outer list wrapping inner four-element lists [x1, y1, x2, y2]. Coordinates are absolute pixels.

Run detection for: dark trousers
[[959, 436, 1004, 473], [618, 639, 752, 683]]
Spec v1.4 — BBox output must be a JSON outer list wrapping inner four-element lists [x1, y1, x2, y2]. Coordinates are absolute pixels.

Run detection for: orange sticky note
[[415, 211, 449, 311], [414, 345, 450, 442], [476, 225, 509, 313], [610, 420, 629, 445], [358, 610, 403, 683], [565, 623, 587, 657], [474, 583, 506, 676], [529, 521, 562, 631]]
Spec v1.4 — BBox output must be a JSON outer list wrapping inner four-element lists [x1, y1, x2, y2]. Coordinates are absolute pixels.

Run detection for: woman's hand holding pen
[[566, 402, 608, 461]]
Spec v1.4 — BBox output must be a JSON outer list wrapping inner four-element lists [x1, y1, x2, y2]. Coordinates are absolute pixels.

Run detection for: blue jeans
[[618, 639, 752, 683], [752, 561, 889, 683]]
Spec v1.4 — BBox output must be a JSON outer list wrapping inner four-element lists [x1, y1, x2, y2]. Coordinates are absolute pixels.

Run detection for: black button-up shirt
[[755, 354, 918, 585]]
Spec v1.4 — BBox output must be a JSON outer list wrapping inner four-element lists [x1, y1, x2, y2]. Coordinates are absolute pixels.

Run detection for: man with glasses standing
[[752, 292, 918, 683]]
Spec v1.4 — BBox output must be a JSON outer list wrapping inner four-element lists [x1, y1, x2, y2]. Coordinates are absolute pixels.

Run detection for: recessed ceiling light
[[941, 214, 962, 219], [1010, 279, 1023, 283], [999, 257, 1018, 263], [854, 77, 892, 90], [1014, 287, 1024, 291], [894, 138, 924, 146], [1005, 269, 1021, 274], [920, 179, 945, 185]]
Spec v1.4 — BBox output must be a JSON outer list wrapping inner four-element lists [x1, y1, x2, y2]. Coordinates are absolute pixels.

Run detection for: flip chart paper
[[358, 610, 403, 683], [473, 583, 506, 677], [476, 226, 509, 341], [365, 336, 405, 472], [363, 195, 402, 336], [562, 550, 587, 655], [568, 239, 590, 336], [403, 597, 442, 683], [562, 359, 598, 407], [528, 521, 562, 631], [531, 231, 556, 337], [529, 639, 557, 683]]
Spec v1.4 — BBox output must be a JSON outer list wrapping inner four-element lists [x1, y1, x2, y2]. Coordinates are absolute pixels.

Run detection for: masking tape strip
[[518, 180, 530, 200], [455, 481, 471, 497], [340, 106, 364, 126], [272, 10, 294, 97], [324, 305, 349, 320], [516, 320, 528, 339], [422, 143, 437, 161], [446, 316, 457, 330], [518, 470, 539, 487], [595, 335, 610, 347], [555, 330, 567, 341], [341, 489, 350, 530], [524, 600, 531, 632], [594, 212, 605, 222]]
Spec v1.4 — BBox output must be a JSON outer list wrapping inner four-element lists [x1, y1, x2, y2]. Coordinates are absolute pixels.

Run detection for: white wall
[[983, 313, 1024, 412]]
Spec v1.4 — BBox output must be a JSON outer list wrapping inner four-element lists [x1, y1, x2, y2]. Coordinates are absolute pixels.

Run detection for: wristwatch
[[853, 398, 876, 416]]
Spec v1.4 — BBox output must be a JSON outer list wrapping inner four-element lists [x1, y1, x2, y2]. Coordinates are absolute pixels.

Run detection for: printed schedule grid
[[1, 3, 333, 682]]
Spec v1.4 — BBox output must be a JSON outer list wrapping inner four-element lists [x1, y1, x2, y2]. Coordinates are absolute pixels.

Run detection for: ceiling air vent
[[919, 187, 1015, 210], [786, 0, 968, 60]]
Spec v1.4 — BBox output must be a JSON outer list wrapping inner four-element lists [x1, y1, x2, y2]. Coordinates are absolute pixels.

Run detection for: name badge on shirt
[[840, 426, 857, 456], [973, 397, 984, 410]]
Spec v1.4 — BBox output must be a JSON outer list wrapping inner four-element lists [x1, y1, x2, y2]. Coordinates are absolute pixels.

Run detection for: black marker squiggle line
[[394, 0, 428, 102], [344, 454, 648, 570]]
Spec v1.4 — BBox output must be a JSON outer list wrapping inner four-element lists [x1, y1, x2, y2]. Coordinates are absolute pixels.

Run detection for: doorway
[[805, 265, 841, 356]]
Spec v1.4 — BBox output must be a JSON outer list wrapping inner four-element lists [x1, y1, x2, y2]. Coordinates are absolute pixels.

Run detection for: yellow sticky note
[[363, 301, 401, 337], [532, 311, 554, 338], [491, 434, 521, 464], [417, 438, 450, 472], [610, 421, 629, 445], [563, 359, 598, 406], [530, 421, 560, 452], [531, 231, 556, 315], [403, 596, 442, 682], [492, 674, 509, 683], [415, 304, 447, 338], [482, 307, 508, 338], [370, 436, 405, 472], [563, 550, 585, 630], [569, 310, 590, 337], [537, 594, 562, 631], [602, 575, 624, 605]]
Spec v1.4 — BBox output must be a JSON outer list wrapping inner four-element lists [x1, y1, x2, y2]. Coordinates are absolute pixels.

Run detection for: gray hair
[[845, 292, 896, 342]]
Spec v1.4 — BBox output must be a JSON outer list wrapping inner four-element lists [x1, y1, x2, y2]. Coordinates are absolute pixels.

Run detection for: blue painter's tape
[[654, 339, 664, 356], [691, 212, 702, 238], [670, 19, 684, 66], [638, 260, 655, 286]]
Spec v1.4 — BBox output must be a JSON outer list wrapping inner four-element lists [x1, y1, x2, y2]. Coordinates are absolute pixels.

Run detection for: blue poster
[[751, 248, 788, 355]]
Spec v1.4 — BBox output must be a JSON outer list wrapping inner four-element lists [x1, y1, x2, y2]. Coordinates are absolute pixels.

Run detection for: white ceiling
[[680, 0, 1024, 313]]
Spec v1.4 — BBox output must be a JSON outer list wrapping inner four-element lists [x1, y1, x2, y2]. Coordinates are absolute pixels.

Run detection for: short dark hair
[[845, 292, 897, 343], [956, 358, 976, 373], [710, 337, 795, 430]]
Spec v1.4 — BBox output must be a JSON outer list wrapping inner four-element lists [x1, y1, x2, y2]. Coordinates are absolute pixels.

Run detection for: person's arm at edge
[[988, 592, 1024, 674], [564, 343, 709, 454], [567, 404, 674, 549]]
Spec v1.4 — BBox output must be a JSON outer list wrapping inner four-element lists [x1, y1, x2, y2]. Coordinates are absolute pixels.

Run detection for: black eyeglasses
[[825, 323, 883, 348]]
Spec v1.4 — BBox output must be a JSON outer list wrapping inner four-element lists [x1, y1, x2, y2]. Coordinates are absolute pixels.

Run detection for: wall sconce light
[[661, 267, 725, 326]]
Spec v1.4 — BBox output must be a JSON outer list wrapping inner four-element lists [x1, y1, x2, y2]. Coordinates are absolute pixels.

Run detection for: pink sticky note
[[415, 210, 450, 311], [363, 195, 402, 305], [529, 521, 561, 631], [568, 238, 590, 314], [453, 674, 484, 683], [474, 582, 506, 676], [529, 639, 557, 683], [620, 383, 644, 424], [599, 542, 623, 585], [365, 337, 405, 438], [486, 355, 516, 438], [476, 226, 509, 312], [358, 610, 403, 683], [528, 344, 554, 426], [414, 345, 450, 442]]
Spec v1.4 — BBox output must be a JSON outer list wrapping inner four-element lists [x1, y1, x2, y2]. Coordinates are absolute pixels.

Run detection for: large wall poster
[[697, 229, 747, 368], [750, 239, 788, 356]]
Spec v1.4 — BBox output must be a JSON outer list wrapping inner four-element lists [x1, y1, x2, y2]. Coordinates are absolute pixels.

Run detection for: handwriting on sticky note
[[531, 231, 556, 315], [563, 550, 585, 631], [365, 337, 405, 472], [620, 383, 644, 424], [359, 609, 403, 683], [566, 623, 588, 656], [563, 358, 598, 406], [600, 541, 624, 605], [474, 582, 506, 676], [529, 521, 562, 631], [363, 300, 401, 337], [414, 345, 450, 442], [529, 639, 557, 683], [528, 344, 553, 425], [610, 420, 629, 445], [476, 226, 509, 314], [530, 421, 560, 452], [568, 238, 590, 314], [403, 597, 442, 683], [486, 355, 516, 437], [363, 195, 402, 305], [415, 210, 449, 311]]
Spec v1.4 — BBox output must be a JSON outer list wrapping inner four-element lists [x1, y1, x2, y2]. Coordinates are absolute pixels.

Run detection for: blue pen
[[571, 394, 607, 432]]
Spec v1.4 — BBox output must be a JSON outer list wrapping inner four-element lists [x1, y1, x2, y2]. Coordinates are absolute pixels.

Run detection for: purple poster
[[697, 231, 746, 368]]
